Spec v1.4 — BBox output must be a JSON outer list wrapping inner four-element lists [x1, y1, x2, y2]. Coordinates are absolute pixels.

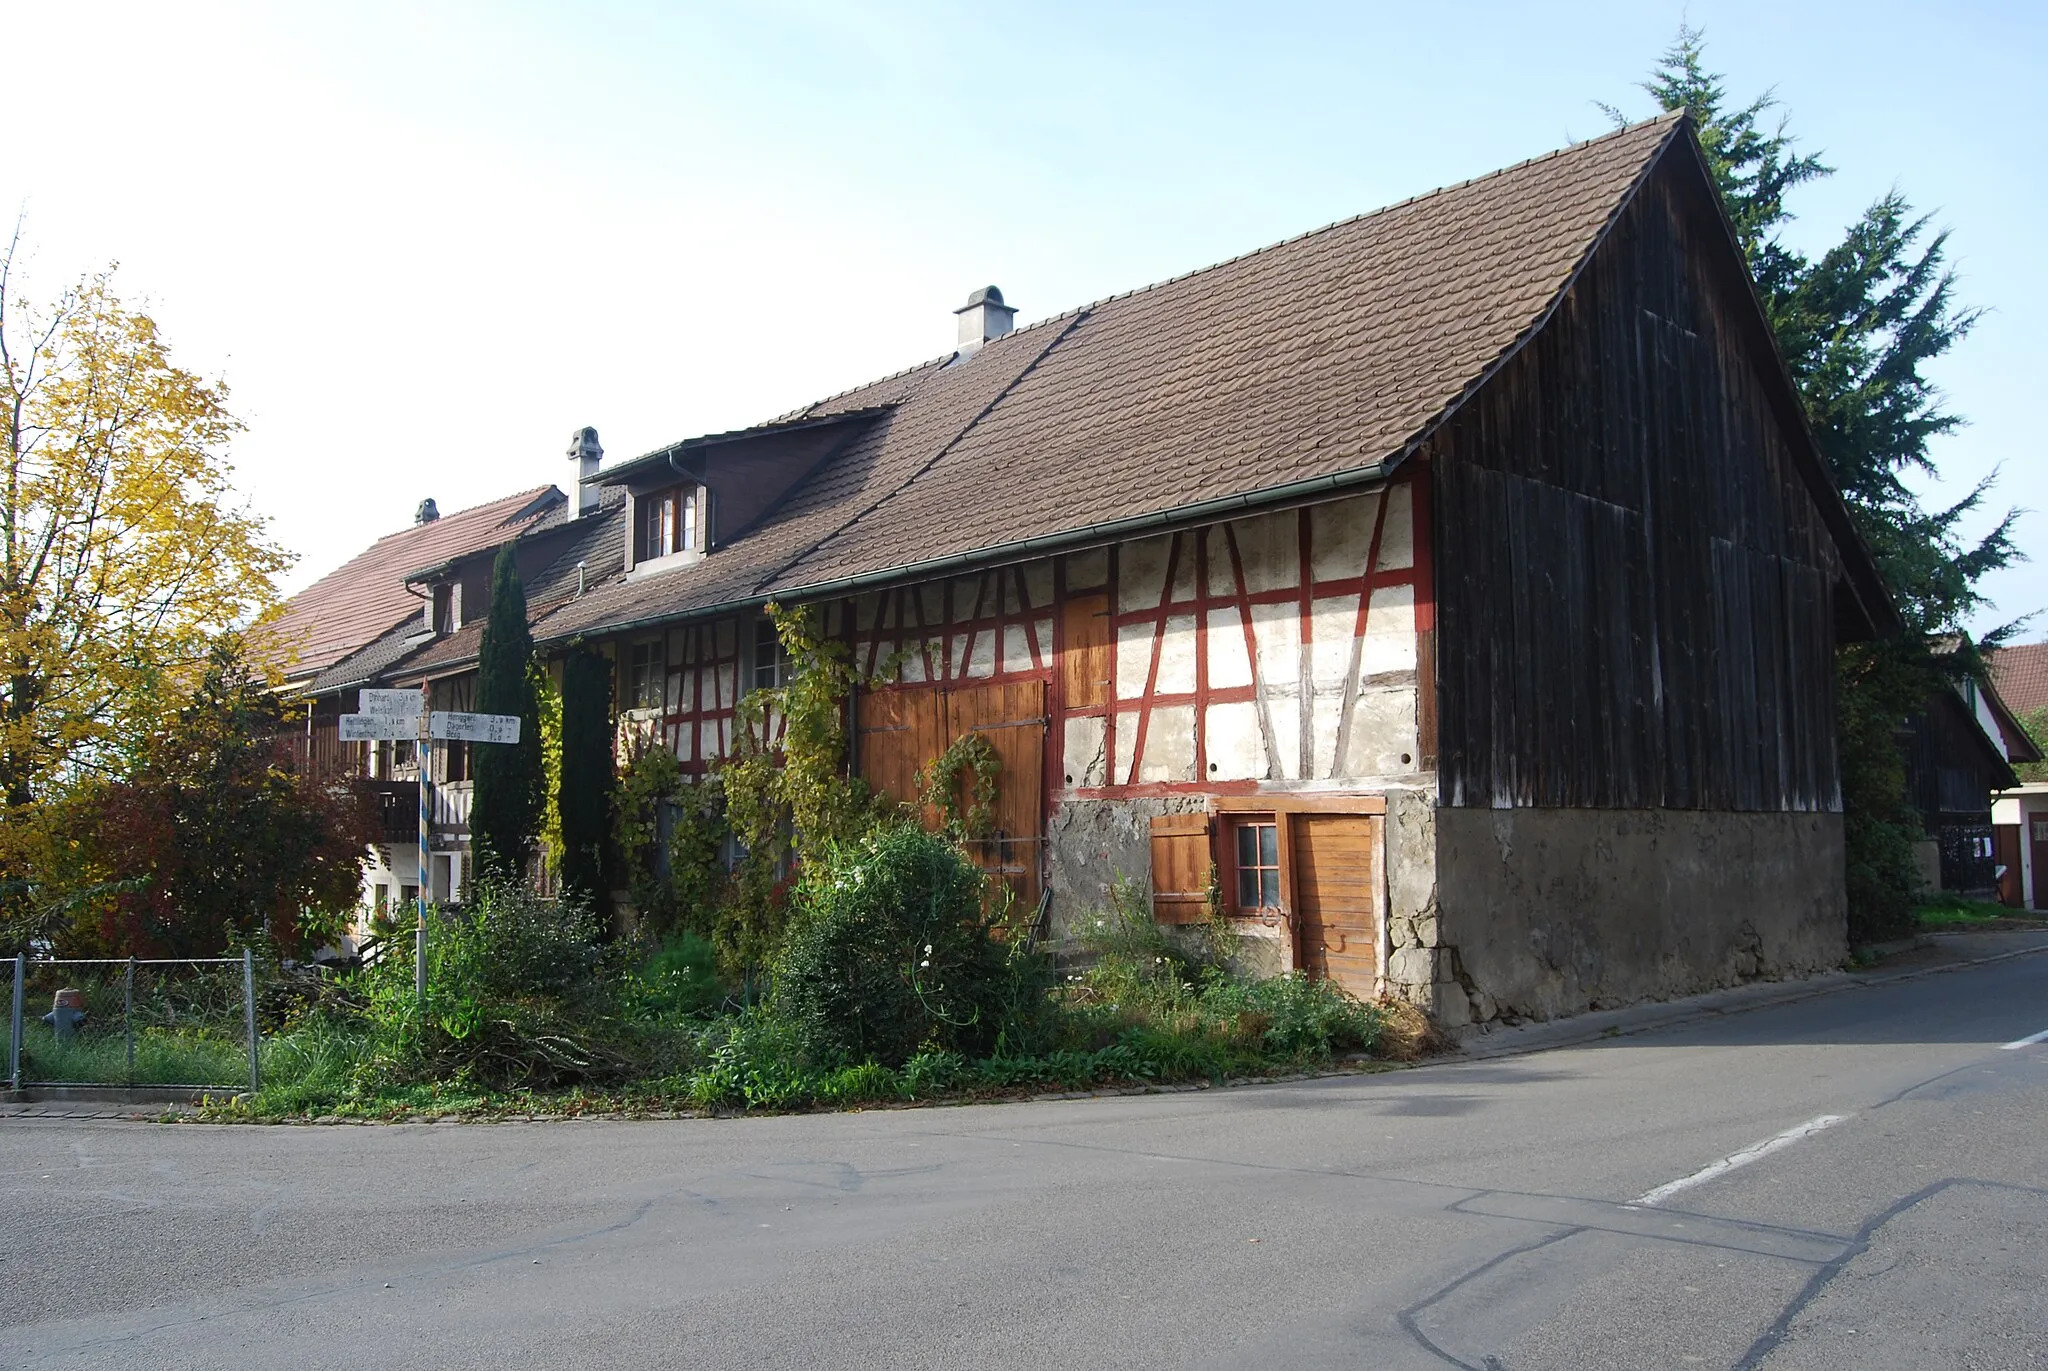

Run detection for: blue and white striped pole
[[416, 696, 432, 1005]]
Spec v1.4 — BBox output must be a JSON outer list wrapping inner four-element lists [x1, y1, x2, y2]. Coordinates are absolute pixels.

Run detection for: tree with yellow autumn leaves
[[1, 225, 296, 944]]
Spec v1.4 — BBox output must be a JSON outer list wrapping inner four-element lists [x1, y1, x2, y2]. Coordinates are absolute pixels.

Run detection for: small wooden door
[[1291, 813, 1380, 998], [1995, 824, 2024, 908], [2031, 815, 2048, 912]]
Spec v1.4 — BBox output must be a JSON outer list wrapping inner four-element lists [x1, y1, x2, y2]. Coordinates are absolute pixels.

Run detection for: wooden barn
[[510, 111, 1891, 1025]]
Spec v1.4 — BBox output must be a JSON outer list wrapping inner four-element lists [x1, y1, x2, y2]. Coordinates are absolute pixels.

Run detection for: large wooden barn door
[[855, 680, 1047, 913], [853, 688, 947, 827], [1290, 812, 1380, 997]]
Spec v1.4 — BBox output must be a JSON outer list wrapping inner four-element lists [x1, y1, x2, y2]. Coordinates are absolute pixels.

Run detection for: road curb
[[1448, 934, 2048, 1064]]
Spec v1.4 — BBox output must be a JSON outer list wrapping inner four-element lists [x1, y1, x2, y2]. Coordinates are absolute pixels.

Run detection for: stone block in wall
[[1431, 982, 1472, 1029], [1387, 944, 1438, 991]]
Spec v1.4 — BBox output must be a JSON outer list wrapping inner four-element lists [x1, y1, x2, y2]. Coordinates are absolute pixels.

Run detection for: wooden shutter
[[1149, 812, 1213, 924], [1061, 593, 1113, 709]]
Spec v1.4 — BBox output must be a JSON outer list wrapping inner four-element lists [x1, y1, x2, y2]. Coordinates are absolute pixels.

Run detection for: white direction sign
[[430, 711, 521, 745], [338, 712, 416, 742], [358, 689, 424, 717]]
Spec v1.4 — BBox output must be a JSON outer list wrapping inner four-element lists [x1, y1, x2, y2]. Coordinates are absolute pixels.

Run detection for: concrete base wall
[[1910, 838, 1942, 894], [1045, 796, 1210, 941], [1430, 807, 1847, 1026]]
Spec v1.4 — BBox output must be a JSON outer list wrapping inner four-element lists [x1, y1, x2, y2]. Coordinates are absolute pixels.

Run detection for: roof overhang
[[591, 407, 894, 488], [538, 455, 1400, 649]]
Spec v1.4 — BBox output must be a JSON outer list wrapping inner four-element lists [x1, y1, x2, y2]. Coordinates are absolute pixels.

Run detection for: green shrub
[[254, 1013, 370, 1113], [353, 882, 686, 1091], [899, 1048, 967, 1097], [625, 932, 728, 1021], [1197, 971, 1384, 1058], [770, 826, 1044, 1067], [688, 1011, 819, 1109]]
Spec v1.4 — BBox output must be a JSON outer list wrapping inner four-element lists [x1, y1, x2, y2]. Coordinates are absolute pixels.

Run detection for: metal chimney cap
[[955, 285, 1007, 313], [415, 498, 440, 524], [567, 426, 603, 459]]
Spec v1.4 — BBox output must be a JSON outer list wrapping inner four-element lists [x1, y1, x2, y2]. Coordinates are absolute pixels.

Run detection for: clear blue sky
[[4, 1, 2040, 633]]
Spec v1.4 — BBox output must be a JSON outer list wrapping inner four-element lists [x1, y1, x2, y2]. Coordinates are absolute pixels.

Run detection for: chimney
[[953, 285, 1016, 357], [567, 427, 603, 517], [415, 498, 440, 525]]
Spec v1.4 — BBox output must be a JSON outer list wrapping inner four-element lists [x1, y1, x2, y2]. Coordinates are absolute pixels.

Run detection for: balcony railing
[[433, 780, 473, 831], [357, 780, 419, 843]]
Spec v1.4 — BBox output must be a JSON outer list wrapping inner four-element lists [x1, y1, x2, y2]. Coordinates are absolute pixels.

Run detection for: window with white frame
[[627, 638, 666, 712], [752, 615, 789, 691], [635, 484, 701, 562]]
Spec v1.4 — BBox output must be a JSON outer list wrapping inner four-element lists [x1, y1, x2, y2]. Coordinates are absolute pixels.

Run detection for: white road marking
[[1630, 1114, 1848, 1207], [2000, 1026, 2048, 1050]]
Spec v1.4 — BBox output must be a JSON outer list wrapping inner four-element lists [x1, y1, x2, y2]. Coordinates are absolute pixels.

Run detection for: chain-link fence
[[6, 952, 259, 1092]]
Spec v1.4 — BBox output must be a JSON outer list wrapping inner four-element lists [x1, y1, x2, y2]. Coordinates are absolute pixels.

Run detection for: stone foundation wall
[[1044, 796, 1209, 941], [1421, 807, 1846, 1027]]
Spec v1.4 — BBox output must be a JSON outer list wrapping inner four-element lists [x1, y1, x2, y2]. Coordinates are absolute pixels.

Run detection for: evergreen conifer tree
[[1621, 30, 2026, 937], [470, 545, 544, 885], [557, 646, 614, 905]]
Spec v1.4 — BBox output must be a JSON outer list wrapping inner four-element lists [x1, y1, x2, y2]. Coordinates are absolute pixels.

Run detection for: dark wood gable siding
[[1430, 146, 1843, 813]]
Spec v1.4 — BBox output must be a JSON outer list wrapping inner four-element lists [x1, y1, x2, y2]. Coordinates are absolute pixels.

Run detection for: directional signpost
[[337, 691, 521, 1003]]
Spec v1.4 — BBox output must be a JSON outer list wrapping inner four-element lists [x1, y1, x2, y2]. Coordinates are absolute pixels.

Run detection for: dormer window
[[636, 484, 702, 563], [430, 582, 461, 635]]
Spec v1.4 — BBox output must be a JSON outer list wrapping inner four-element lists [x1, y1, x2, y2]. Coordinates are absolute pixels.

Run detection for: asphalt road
[[2, 939, 2045, 1370]]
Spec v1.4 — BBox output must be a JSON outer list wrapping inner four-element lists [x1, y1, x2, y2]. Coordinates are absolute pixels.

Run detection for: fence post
[[124, 957, 137, 1086], [8, 955, 22, 1093], [242, 948, 259, 1094]]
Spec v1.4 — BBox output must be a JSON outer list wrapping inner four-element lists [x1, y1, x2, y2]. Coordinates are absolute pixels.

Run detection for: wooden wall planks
[[1431, 147, 1843, 814]]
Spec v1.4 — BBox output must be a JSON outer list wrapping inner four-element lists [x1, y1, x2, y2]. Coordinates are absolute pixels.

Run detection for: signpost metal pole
[[339, 697, 518, 1011], [417, 701, 432, 1007]]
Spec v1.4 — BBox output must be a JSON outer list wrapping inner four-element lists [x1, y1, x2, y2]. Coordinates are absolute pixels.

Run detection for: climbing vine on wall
[[918, 732, 1001, 839], [714, 602, 895, 979], [533, 662, 564, 874], [614, 738, 729, 936]]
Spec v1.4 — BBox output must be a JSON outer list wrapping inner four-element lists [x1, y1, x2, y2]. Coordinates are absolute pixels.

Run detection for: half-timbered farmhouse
[[275, 111, 1897, 1027], [508, 111, 1890, 1027]]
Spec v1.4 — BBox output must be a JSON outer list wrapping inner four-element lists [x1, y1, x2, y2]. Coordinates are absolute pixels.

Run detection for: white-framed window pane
[[753, 616, 785, 690]]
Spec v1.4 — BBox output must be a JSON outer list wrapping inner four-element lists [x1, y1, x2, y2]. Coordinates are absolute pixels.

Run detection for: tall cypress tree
[[470, 544, 544, 885], [557, 646, 614, 906], [1621, 30, 2025, 937]]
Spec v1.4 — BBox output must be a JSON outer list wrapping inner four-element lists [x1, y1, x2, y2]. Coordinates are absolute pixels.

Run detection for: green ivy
[[534, 662, 564, 872], [613, 739, 726, 935], [714, 603, 894, 980], [918, 731, 1002, 839]]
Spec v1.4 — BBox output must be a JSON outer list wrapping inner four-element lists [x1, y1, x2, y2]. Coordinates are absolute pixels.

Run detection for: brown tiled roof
[[537, 114, 1687, 643], [259, 486, 564, 680], [385, 499, 631, 682], [1989, 643, 2048, 720]]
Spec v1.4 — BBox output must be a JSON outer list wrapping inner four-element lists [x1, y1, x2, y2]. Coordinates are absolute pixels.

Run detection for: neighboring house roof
[[260, 486, 565, 681], [533, 111, 1889, 647], [1982, 676, 2044, 766], [1988, 642, 2048, 720], [383, 495, 632, 684]]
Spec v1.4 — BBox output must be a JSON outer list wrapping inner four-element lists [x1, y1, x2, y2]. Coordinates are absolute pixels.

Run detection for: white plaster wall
[[1107, 489, 1424, 792], [844, 570, 1056, 692]]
